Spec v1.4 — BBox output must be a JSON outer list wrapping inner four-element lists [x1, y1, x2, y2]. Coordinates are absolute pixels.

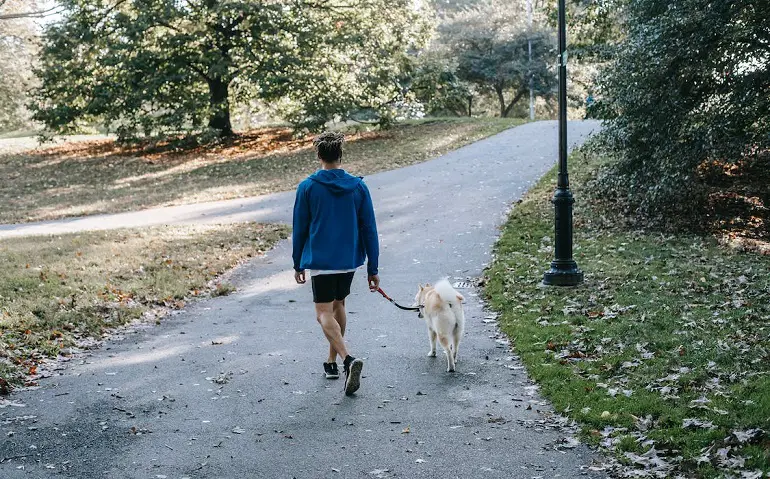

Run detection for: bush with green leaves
[[593, 0, 769, 229], [408, 53, 472, 116]]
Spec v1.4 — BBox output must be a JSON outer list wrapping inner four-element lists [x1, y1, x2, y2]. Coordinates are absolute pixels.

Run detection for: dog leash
[[376, 287, 421, 312]]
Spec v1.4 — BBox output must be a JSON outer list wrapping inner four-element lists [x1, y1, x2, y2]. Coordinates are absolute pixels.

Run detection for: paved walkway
[[0, 121, 605, 478]]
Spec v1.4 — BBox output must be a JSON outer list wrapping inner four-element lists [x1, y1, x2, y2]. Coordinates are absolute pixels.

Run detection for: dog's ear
[[418, 284, 424, 291], [425, 283, 432, 288]]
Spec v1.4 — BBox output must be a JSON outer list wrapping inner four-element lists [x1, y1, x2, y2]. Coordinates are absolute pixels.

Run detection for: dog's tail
[[434, 279, 465, 327], [434, 279, 464, 305]]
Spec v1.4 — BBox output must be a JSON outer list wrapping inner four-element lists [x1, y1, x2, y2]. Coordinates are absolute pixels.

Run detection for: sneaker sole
[[325, 373, 340, 379], [344, 359, 363, 396]]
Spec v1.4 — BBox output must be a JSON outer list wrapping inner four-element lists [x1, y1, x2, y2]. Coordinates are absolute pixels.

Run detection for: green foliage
[[408, 52, 472, 116], [439, 0, 556, 117], [543, 0, 627, 62], [0, 0, 40, 132], [30, 0, 431, 139], [593, 0, 769, 228], [274, 1, 432, 131]]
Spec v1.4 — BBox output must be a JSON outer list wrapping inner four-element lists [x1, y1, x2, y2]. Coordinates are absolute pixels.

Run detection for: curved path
[[0, 121, 605, 478]]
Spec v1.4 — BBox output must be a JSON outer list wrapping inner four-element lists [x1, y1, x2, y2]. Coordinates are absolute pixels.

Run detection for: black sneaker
[[323, 362, 340, 379], [343, 356, 363, 396]]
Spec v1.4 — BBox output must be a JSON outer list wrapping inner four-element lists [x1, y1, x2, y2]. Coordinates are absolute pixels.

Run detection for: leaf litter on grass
[[0, 118, 523, 224], [0, 222, 288, 387], [484, 149, 770, 478]]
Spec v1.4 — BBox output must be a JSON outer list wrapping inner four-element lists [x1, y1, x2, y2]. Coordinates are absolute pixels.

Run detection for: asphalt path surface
[[0, 120, 605, 478]]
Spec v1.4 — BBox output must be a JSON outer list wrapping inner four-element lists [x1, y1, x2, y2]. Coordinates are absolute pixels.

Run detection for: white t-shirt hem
[[309, 268, 357, 277]]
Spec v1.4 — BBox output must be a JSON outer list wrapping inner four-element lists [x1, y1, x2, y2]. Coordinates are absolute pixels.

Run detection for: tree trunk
[[467, 95, 473, 117], [503, 89, 528, 118], [495, 86, 507, 117], [207, 77, 233, 137]]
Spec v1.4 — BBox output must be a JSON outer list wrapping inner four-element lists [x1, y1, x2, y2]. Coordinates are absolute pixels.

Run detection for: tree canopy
[[438, 0, 555, 118], [30, 0, 430, 139]]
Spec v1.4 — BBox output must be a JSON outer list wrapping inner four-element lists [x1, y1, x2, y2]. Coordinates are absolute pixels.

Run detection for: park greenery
[[0, 1, 767, 474], [435, 0, 555, 118], [1, 0, 558, 139], [592, 0, 768, 238], [486, 148, 770, 478], [482, 2, 768, 475], [30, 0, 433, 138], [0, 0, 43, 131]]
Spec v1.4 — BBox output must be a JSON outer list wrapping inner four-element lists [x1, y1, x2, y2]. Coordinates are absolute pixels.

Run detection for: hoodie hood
[[308, 169, 362, 196]]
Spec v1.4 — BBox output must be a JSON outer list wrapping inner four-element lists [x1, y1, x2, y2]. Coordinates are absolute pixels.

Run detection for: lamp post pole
[[543, 0, 583, 286]]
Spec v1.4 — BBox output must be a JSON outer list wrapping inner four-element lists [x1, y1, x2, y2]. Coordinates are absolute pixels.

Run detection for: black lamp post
[[543, 0, 583, 286]]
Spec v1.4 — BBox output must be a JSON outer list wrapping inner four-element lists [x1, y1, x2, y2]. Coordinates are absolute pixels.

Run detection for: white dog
[[414, 280, 465, 372]]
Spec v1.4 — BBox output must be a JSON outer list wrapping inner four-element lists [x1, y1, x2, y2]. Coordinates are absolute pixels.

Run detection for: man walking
[[292, 132, 380, 396]]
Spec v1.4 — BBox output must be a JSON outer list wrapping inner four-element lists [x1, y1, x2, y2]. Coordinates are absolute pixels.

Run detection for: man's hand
[[294, 270, 306, 284], [368, 274, 380, 292]]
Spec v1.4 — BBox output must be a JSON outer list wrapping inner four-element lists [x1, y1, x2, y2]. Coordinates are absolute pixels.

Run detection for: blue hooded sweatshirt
[[292, 169, 379, 276]]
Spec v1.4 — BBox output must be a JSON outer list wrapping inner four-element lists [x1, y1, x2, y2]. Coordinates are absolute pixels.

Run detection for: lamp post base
[[543, 261, 583, 286]]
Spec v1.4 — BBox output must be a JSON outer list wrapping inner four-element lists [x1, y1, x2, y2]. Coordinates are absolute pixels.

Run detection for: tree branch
[[187, 62, 211, 82], [301, 0, 363, 11], [0, 5, 63, 20], [503, 88, 528, 117]]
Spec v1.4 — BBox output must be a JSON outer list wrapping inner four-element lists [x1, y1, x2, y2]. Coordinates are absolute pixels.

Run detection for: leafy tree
[[541, 0, 627, 113], [440, 0, 555, 118], [0, 0, 43, 131], [273, 2, 432, 131], [408, 52, 472, 116], [30, 0, 430, 139], [543, 0, 626, 62], [593, 0, 769, 228]]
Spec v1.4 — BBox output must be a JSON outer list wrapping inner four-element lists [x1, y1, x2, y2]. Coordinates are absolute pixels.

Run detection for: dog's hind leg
[[427, 328, 437, 357], [438, 335, 455, 372], [452, 325, 462, 363]]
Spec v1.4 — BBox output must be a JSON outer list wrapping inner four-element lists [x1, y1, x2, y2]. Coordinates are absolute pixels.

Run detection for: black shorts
[[311, 272, 355, 303]]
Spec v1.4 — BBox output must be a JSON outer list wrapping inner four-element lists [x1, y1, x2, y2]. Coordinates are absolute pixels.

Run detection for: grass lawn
[[484, 149, 770, 478], [0, 223, 288, 391], [0, 117, 523, 224]]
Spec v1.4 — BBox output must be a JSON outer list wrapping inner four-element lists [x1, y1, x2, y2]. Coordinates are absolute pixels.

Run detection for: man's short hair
[[313, 131, 344, 163]]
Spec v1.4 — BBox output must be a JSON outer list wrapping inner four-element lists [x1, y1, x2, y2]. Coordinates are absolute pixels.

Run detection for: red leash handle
[[376, 287, 394, 302]]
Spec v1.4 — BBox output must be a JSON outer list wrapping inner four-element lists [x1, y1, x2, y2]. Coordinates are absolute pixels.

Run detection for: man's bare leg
[[316, 300, 362, 395], [328, 299, 347, 363], [316, 302, 348, 361]]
